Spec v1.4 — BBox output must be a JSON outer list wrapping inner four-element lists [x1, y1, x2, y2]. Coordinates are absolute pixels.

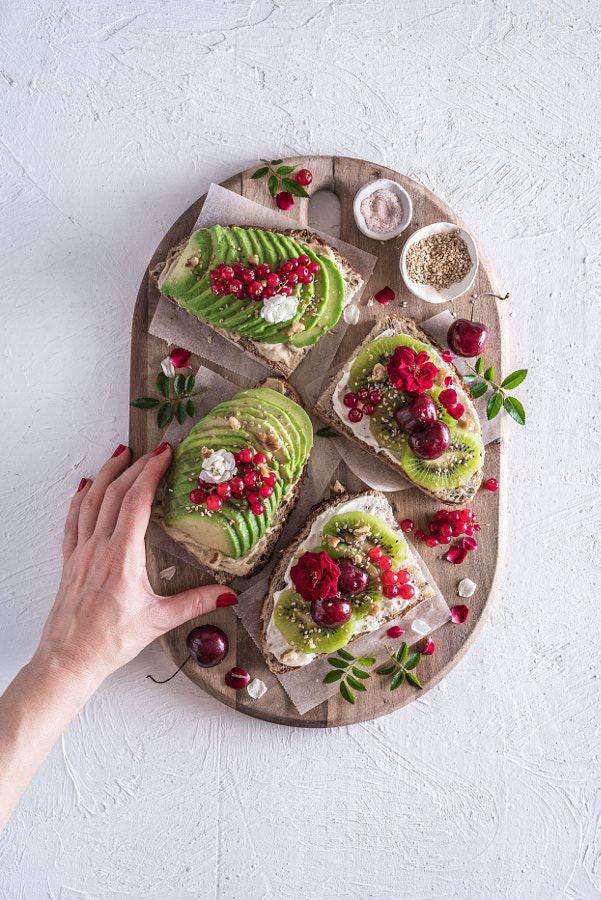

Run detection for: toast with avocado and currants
[[155, 378, 312, 582], [260, 490, 435, 675], [150, 224, 364, 378], [314, 315, 484, 505]]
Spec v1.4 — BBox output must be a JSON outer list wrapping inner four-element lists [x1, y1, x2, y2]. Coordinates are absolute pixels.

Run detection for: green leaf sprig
[[251, 159, 310, 200], [323, 649, 376, 705], [463, 359, 527, 425], [315, 426, 339, 438], [377, 643, 423, 691], [131, 373, 208, 429]]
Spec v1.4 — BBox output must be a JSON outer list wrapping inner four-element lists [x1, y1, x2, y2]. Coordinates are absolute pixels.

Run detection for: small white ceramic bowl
[[400, 221, 478, 303], [353, 178, 412, 241]]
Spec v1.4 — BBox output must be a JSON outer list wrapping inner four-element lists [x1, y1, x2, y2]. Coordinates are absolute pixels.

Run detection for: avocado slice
[[239, 388, 314, 462], [159, 230, 213, 299], [290, 254, 345, 347]]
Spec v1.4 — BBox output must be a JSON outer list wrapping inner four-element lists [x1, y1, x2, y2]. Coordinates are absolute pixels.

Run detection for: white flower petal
[[160, 566, 176, 581], [161, 357, 176, 378], [247, 678, 267, 700]]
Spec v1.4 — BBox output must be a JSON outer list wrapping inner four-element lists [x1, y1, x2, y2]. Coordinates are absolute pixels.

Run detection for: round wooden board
[[130, 156, 507, 728]]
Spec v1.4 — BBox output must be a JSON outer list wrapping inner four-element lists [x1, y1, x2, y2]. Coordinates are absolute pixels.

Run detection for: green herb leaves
[[323, 649, 376, 704], [464, 358, 528, 425], [131, 370, 208, 429], [315, 426, 338, 438], [378, 643, 423, 691], [252, 159, 310, 202]]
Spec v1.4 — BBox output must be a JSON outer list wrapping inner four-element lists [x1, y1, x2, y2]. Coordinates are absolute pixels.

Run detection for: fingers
[[94, 450, 157, 537], [112, 443, 172, 548], [62, 478, 93, 559], [77, 445, 132, 544], [159, 584, 238, 633]]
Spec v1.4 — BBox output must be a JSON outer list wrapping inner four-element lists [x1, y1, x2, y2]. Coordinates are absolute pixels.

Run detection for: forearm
[[0, 656, 100, 835]]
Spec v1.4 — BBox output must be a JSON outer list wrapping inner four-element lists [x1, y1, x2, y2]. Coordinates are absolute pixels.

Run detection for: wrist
[[25, 650, 105, 708]]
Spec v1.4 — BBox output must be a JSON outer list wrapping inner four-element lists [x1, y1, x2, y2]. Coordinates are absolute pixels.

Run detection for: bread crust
[[150, 225, 364, 378], [260, 489, 435, 674], [313, 315, 484, 505]]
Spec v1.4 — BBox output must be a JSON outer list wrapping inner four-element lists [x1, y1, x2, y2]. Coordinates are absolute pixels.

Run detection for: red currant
[[249, 281, 263, 298], [428, 521, 439, 534], [275, 191, 294, 211], [486, 478, 498, 492], [399, 584, 415, 600], [438, 535, 452, 544], [267, 273, 281, 288], [189, 489, 207, 505], [287, 272, 299, 285], [288, 258, 299, 270], [460, 509, 473, 521], [368, 546, 382, 562], [246, 491, 259, 504], [363, 403, 376, 416], [252, 452, 266, 465], [453, 521, 466, 535], [448, 511, 461, 523], [307, 261, 320, 274], [211, 281, 227, 295], [383, 584, 400, 599], [465, 524, 475, 536], [255, 264, 271, 280], [206, 494, 222, 511], [381, 570, 398, 587], [259, 484, 273, 499], [280, 261, 293, 274], [414, 530, 425, 541], [379, 555, 392, 571], [244, 471, 258, 487], [216, 482, 232, 500], [296, 266, 309, 279], [348, 408, 363, 423], [296, 168, 313, 186], [280, 285, 294, 297], [343, 392, 358, 408], [239, 449, 253, 463], [220, 266, 234, 281], [262, 287, 276, 299], [228, 279, 243, 294], [401, 519, 414, 533], [298, 255, 309, 266], [440, 523, 453, 537], [263, 472, 277, 487], [231, 476, 244, 493], [232, 263, 245, 276], [425, 535, 439, 547], [397, 569, 410, 584], [436, 509, 449, 522], [251, 501, 264, 515], [210, 268, 222, 281], [356, 388, 370, 402], [369, 391, 383, 405]]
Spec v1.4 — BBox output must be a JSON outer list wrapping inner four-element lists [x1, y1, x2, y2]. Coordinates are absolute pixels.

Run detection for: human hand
[[35, 442, 234, 693]]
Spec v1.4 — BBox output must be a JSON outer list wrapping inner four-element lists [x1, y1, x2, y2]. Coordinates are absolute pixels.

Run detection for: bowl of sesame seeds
[[400, 222, 478, 303]]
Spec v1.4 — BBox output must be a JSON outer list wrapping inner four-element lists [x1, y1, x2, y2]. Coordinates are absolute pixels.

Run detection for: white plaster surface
[[1, 1, 600, 897]]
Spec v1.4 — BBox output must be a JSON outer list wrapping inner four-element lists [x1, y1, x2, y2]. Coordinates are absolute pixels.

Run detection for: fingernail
[[112, 444, 127, 458], [216, 593, 238, 608], [154, 442, 170, 456], [77, 478, 87, 492]]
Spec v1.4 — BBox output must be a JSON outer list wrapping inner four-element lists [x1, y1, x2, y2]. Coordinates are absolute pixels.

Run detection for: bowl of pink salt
[[353, 178, 412, 241]]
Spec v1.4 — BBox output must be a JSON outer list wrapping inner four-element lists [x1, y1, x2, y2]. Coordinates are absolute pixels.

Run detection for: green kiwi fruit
[[321, 511, 408, 566], [400, 429, 484, 491], [273, 588, 357, 654], [348, 335, 433, 392]]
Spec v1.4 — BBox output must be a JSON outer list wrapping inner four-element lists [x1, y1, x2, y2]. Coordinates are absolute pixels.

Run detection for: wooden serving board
[[129, 156, 507, 728]]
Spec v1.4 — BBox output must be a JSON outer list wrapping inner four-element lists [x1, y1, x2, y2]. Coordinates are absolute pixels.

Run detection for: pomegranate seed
[[401, 519, 414, 533], [397, 569, 410, 584], [296, 168, 313, 186], [383, 584, 400, 599], [239, 449, 253, 463], [263, 472, 277, 487], [381, 570, 398, 586], [462, 536, 478, 552], [307, 260, 320, 274], [229, 279, 243, 294], [387, 625, 405, 639], [225, 667, 250, 690], [258, 485, 273, 499], [343, 392, 358, 408], [425, 536, 439, 547], [216, 482, 231, 500], [369, 391, 383, 405], [414, 530, 425, 541], [189, 489, 207, 505], [247, 491, 259, 504], [448, 511, 461, 523], [447, 546, 468, 564], [244, 471, 258, 487], [375, 286, 395, 305], [368, 546, 382, 561], [348, 408, 363, 423], [231, 476, 244, 493], [486, 478, 498, 492], [206, 494, 223, 511], [363, 403, 376, 416], [379, 555, 392, 571], [465, 524, 475, 536], [267, 273, 281, 288], [398, 584, 415, 600], [249, 281, 263, 298], [220, 266, 234, 281], [428, 521, 439, 534], [275, 191, 294, 210], [460, 509, 472, 521], [251, 502, 264, 515], [287, 272, 299, 284], [298, 255, 309, 266], [436, 509, 450, 522], [357, 388, 370, 402]]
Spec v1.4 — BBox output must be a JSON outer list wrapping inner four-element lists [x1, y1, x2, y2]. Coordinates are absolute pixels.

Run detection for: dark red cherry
[[394, 394, 438, 434], [447, 319, 489, 357], [337, 558, 369, 596], [186, 625, 229, 667], [408, 421, 451, 459], [310, 597, 353, 628]]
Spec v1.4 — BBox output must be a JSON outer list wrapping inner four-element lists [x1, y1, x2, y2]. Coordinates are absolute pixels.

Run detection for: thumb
[[160, 583, 238, 631]]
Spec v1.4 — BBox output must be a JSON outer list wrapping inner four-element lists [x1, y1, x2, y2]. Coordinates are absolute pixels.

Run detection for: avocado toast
[[150, 225, 363, 378]]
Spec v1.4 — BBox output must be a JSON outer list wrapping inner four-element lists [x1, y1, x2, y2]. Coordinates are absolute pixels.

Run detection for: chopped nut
[[307, 639, 316, 649], [330, 480, 346, 495], [369, 602, 381, 616], [353, 554, 363, 565], [352, 525, 371, 542], [201, 446, 214, 459], [372, 363, 388, 381], [457, 415, 476, 431], [229, 416, 242, 430], [287, 321, 305, 336], [247, 254, 259, 266], [327, 535, 341, 548], [185, 255, 200, 268], [257, 463, 271, 478], [259, 431, 282, 451], [281, 649, 300, 664]]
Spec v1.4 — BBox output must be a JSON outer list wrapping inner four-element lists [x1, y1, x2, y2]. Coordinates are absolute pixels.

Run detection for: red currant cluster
[[343, 389, 384, 423], [367, 546, 415, 601], [209, 255, 319, 303], [189, 449, 277, 516], [404, 508, 482, 549]]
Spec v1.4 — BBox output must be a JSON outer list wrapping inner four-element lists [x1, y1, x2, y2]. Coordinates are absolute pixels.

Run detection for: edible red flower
[[375, 286, 396, 305], [451, 604, 470, 623], [447, 546, 467, 565], [422, 638, 435, 655], [462, 536, 478, 552], [438, 387, 465, 421], [275, 191, 294, 211], [441, 350, 455, 363], [387, 625, 405, 639], [290, 551, 341, 603], [387, 346, 439, 394], [170, 347, 192, 369]]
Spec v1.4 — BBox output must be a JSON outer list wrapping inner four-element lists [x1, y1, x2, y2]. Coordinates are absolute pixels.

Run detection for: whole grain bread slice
[[260, 489, 435, 675], [314, 315, 484, 505], [150, 225, 364, 378]]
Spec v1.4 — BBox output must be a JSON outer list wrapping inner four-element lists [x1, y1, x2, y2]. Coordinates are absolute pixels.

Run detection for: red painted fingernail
[[154, 442, 170, 455], [216, 593, 238, 607], [112, 444, 127, 458], [77, 478, 87, 492]]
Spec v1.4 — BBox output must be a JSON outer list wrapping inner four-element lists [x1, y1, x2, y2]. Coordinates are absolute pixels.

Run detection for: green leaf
[[355, 656, 376, 667], [377, 665, 396, 676], [505, 395, 526, 426], [487, 390, 503, 420], [173, 374, 185, 396], [483, 366, 495, 382], [463, 374, 478, 383], [316, 426, 338, 438], [470, 381, 488, 399], [282, 177, 310, 198], [397, 643, 408, 664], [270, 159, 283, 165], [346, 675, 367, 692], [501, 369, 528, 390], [156, 373, 170, 399], [268, 173, 278, 197], [405, 671, 423, 690], [337, 648, 355, 661], [475, 357, 484, 375], [323, 670, 343, 684], [340, 681, 355, 704], [391, 670, 405, 691], [186, 399, 194, 417], [327, 658, 349, 669], [157, 402, 171, 428], [251, 166, 269, 179], [277, 165, 297, 175], [351, 666, 370, 679], [130, 397, 160, 409], [184, 374, 195, 394], [175, 400, 187, 425], [405, 653, 421, 670]]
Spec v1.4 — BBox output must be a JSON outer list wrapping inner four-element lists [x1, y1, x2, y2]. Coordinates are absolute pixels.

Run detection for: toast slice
[[260, 490, 435, 674], [155, 377, 312, 583], [314, 315, 484, 505], [150, 225, 364, 378]]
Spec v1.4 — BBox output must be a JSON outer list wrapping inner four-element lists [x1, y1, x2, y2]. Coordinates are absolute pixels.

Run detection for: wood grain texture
[[129, 156, 507, 728]]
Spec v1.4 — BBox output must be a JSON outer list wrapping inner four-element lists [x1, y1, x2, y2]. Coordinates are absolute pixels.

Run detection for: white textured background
[[1, 1, 600, 898]]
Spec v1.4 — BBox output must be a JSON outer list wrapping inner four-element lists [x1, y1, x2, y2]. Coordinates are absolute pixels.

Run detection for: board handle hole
[[308, 190, 341, 239]]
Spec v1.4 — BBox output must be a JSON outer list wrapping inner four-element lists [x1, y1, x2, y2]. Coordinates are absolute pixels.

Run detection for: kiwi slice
[[400, 429, 484, 491], [348, 335, 434, 392], [368, 393, 407, 455], [322, 511, 408, 566], [273, 588, 357, 654]]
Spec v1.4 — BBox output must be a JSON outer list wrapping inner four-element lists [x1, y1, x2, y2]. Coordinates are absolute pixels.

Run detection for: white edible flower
[[343, 304, 360, 325], [458, 578, 477, 598], [247, 678, 268, 700], [411, 618, 431, 636], [199, 449, 237, 484], [161, 356, 176, 378], [260, 292, 300, 324]]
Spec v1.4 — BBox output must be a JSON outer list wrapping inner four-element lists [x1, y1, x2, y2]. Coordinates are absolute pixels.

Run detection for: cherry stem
[[470, 291, 509, 322], [147, 655, 191, 684]]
